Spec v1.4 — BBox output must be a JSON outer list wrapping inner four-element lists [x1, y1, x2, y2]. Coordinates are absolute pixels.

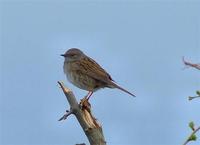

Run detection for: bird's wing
[[73, 57, 136, 97], [75, 57, 114, 84]]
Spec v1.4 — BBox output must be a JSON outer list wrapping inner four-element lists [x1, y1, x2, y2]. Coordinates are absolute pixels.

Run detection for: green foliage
[[188, 134, 197, 142], [189, 121, 195, 131], [185, 121, 200, 145], [196, 90, 200, 96]]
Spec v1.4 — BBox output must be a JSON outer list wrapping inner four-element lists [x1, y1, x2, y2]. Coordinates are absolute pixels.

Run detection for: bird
[[61, 48, 136, 100]]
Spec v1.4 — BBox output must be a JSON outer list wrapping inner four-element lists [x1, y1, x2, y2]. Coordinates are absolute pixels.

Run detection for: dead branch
[[58, 81, 106, 145], [182, 57, 200, 70]]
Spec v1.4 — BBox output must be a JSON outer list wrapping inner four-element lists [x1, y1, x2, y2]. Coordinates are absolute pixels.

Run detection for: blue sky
[[1, 0, 200, 145]]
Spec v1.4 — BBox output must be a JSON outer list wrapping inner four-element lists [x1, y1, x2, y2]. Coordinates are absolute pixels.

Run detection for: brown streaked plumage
[[61, 48, 136, 100]]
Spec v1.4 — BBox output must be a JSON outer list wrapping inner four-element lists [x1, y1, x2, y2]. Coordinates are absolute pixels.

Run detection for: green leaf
[[188, 134, 197, 141], [189, 122, 195, 131], [196, 90, 200, 96]]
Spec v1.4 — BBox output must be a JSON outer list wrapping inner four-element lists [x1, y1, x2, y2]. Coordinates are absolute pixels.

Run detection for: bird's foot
[[80, 97, 91, 112]]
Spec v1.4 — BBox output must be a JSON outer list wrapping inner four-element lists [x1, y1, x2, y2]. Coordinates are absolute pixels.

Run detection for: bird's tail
[[109, 82, 136, 97]]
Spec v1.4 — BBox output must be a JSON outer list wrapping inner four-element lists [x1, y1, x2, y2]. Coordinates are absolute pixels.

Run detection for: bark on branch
[[58, 81, 106, 145]]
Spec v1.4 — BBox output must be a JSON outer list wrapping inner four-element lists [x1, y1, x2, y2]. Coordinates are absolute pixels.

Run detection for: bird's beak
[[60, 54, 65, 57]]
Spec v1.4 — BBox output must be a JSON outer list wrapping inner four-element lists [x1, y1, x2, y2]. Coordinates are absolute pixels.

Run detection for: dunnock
[[61, 48, 135, 100]]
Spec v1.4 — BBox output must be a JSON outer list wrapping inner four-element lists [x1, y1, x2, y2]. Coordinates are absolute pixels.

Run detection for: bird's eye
[[71, 54, 76, 57]]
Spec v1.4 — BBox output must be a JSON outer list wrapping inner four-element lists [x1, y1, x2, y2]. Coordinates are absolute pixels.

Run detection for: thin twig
[[182, 57, 200, 70], [183, 126, 200, 145], [188, 91, 200, 101], [188, 96, 200, 101], [58, 109, 73, 121]]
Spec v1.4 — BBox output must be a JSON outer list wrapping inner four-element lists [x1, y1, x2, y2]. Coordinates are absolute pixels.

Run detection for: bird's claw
[[80, 97, 91, 112]]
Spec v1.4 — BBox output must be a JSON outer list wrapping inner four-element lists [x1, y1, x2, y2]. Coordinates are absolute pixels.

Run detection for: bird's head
[[61, 48, 84, 62]]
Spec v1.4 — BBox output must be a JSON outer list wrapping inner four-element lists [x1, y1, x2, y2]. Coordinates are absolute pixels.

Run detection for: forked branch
[[58, 81, 106, 145]]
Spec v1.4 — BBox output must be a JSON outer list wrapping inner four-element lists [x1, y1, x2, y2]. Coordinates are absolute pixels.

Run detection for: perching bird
[[61, 48, 135, 100]]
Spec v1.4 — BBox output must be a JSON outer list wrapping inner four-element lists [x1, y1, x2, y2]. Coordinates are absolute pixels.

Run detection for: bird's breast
[[64, 61, 100, 91]]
